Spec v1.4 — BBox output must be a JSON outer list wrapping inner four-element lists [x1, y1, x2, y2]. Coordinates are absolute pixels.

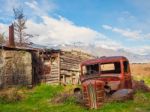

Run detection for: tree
[[13, 8, 31, 46]]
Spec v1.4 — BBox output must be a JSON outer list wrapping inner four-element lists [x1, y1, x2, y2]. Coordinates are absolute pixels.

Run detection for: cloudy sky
[[0, 0, 150, 55]]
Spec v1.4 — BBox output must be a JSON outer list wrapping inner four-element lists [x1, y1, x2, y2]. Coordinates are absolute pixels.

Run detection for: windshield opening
[[82, 64, 99, 75], [100, 62, 121, 74]]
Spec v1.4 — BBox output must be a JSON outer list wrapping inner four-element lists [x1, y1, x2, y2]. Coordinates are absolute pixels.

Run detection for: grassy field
[[0, 84, 150, 112], [0, 63, 150, 112]]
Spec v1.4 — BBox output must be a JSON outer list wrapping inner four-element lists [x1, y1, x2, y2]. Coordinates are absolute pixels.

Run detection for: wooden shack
[[0, 24, 94, 87], [0, 44, 94, 87], [39, 49, 94, 85]]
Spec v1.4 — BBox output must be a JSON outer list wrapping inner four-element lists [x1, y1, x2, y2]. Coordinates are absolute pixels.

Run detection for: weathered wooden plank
[[60, 71, 71, 75], [51, 70, 59, 73], [45, 79, 59, 82], [61, 56, 82, 61], [45, 77, 59, 80], [61, 55, 81, 59], [60, 68, 80, 72], [51, 67, 59, 70], [61, 53, 93, 59], [61, 62, 79, 65], [60, 67, 79, 71], [40, 75, 59, 78], [60, 64, 79, 68], [60, 62, 79, 65], [51, 65, 59, 67], [43, 80, 59, 83], [60, 56, 82, 61], [46, 81, 59, 84], [61, 61, 80, 65]]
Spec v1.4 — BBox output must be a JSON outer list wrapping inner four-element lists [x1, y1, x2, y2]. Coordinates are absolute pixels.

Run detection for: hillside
[[50, 44, 150, 63]]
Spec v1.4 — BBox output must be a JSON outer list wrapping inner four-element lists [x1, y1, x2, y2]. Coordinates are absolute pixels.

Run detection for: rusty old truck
[[79, 56, 133, 109]]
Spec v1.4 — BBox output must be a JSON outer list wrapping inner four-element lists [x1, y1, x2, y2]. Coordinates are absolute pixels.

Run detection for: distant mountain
[[29, 43, 150, 63], [54, 44, 150, 63]]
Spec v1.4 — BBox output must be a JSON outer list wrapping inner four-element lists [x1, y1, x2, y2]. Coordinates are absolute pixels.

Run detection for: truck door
[[123, 61, 132, 89]]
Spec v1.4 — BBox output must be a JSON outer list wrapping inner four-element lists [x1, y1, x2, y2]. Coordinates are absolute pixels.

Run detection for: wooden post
[[62, 75, 65, 84]]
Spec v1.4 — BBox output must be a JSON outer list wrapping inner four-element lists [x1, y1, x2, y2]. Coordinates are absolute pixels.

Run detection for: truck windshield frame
[[82, 61, 121, 76]]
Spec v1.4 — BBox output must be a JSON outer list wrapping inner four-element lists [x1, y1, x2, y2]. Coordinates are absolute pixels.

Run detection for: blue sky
[[0, 0, 150, 54]]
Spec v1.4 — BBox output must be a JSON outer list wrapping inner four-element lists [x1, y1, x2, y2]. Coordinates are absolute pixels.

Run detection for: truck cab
[[80, 56, 132, 92]]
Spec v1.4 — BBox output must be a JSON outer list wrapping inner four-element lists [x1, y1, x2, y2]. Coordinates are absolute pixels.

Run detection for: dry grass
[[0, 87, 25, 103], [130, 63, 150, 85], [131, 63, 150, 76]]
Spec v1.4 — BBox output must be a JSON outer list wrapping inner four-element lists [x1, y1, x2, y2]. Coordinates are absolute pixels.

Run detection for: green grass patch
[[0, 84, 63, 112], [133, 75, 150, 85], [0, 84, 150, 112]]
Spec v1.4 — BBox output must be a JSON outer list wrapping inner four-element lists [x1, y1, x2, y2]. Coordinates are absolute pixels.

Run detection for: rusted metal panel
[[82, 79, 105, 109]]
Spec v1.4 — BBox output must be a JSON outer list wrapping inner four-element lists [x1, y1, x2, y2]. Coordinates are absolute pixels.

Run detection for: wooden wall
[[36, 50, 94, 85], [60, 50, 94, 84], [0, 50, 32, 88]]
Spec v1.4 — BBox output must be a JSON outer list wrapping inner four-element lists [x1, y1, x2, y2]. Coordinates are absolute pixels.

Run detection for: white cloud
[[3, 0, 21, 12], [0, 0, 58, 24], [125, 46, 150, 55], [102, 25, 112, 30], [1, 15, 150, 55], [112, 28, 141, 39], [27, 16, 100, 43], [25, 0, 57, 16], [102, 24, 150, 39], [1, 0, 150, 56], [117, 11, 136, 23], [0, 23, 8, 35], [0, 0, 121, 49], [25, 1, 38, 10], [26, 16, 120, 48], [0, 0, 22, 23]]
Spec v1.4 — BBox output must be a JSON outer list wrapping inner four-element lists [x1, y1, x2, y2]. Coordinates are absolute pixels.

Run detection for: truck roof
[[81, 56, 128, 65]]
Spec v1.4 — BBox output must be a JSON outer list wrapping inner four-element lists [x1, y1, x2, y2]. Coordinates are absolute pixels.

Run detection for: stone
[[110, 89, 134, 102]]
